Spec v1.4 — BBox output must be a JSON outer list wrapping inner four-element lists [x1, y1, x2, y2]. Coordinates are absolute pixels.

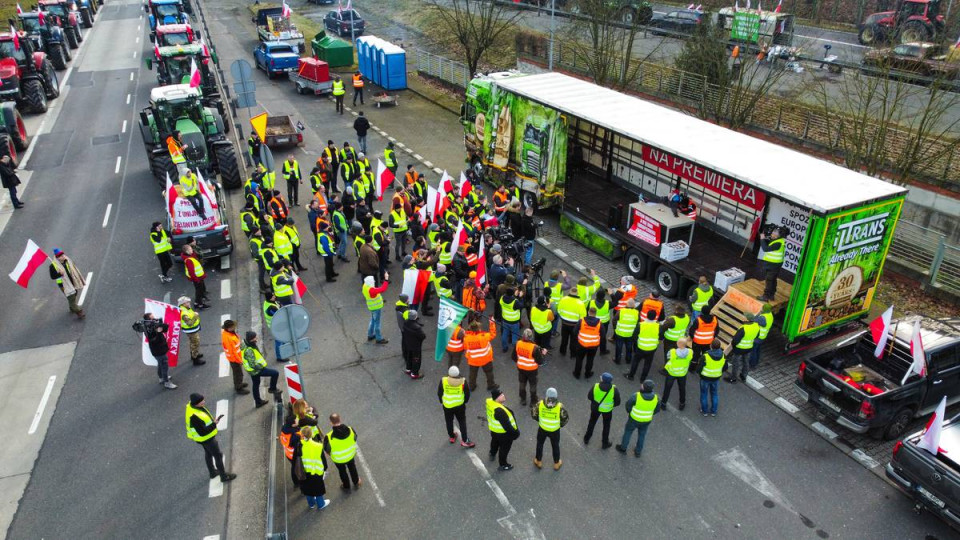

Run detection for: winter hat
[[398, 294, 410, 303], [448, 366, 460, 377], [491, 388, 503, 399], [436, 263, 447, 273], [177, 296, 191, 306], [469, 271, 477, 279], [190, 393, 204, 406], [601, 372, 613, 383], [642, 379, 655, 392], [545, 387, 558, 399], [363, 276, 376, 287], [402, 254, 413, 267], [53, 248, 63, 256], [408, 310, 419, 321], [245, 331, 258, 342]]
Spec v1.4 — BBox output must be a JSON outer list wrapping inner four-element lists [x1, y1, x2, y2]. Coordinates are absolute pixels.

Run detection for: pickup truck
[[255, 7, 305, 53], [262, 114, 303, 147], [886, 414, 960, 531], [861, 42, 960, 86], [253, 42, 299, 78], [795, 316, 960, 440], [167, 174, 233, 260]]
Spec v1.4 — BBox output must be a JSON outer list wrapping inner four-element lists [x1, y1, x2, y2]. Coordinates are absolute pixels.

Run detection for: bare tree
[[428, 0, 522, 76], [565, 0, 657, 87]]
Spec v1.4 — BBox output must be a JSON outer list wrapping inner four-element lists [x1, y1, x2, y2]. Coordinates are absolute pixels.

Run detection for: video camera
[[761, 223, 790, 238], [132, 318, 161, 335]]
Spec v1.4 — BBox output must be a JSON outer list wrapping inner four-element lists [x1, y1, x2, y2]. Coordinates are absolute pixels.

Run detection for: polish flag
[[735, 0, 739, 10], [200, 36, 210, 57], [417, 203, 428, 228], [16, 4, 22, 14], [458, 171, 472, 198], [142, 298, 182, 368], [37, 9, 44, 25], [774, 0, 782, 12], [696, 4, 702, 10], [376, 158, 395, 201], [917, 396, 949, 456], [337, 0, 342, 13], [402, 268, 432, 305], [745, 0, 751, 10], [10, 26, 19, 51], [426, 185, 438, 221], [447, 221, 466, 261], [482, 212, 498, 229], [757, 0, 762, 14], [869, 306, 893, 358], [281, 0, 292, 18], [154, 43, 161, 59], [474, 238, 487, 287], [902, 320, 927, 385], [440, 170, 454, 194], [188, 58, 201, 88], [292, 272, 308, 304], [8, 239, 49, 288], [687, 3, 694, 8]]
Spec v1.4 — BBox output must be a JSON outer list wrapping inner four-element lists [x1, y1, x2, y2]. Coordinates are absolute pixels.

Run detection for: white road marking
[[115, 156, 122, 174], [77, 272, 93, 306], [413, 153, 423, 160], [215, 399, 228, 430], [811, 421, 838, 439], [433, 167, 442, 175], [745, 376, 764, 390], [396, 142, 406, 149], [423, 160, 433, 168], [679, 415, 711, 443], [714, 447, 797, 515], [208, 477, 223, 498], [163, 291, 171, 303], [133, 51, 137, 58], [121, 120, 127, 133], [796, 33, 868, 48], [571, 261, 585, 271], [219, 352, 229, 378], [774, 397, 799, 414], [388, 136, 396, 142], [355, 447, 386, 507], [135, 36, 140, 44], [221, 314, 230, 325], [553, 249, 567, 258], [130, 72, 134, 81], [221, 278, 231, 299], [220, 256, 230, 270], [137, 24, 141, 30], [102, 204, 112, 228], [202, 536, 220, 540], [126, 94, 131, 105], [27, 376, 57, 435], [851, 449, 880, 469]]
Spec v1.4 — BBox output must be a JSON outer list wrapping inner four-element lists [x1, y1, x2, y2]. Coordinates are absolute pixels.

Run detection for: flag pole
[[887, 320, 900, 356]]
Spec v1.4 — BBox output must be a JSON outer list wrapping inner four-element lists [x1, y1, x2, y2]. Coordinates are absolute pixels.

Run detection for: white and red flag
[[402, 268, 432, 305], [142, 298, 182, 368], [154, 43, 161, 59], [292, 272, 308, 304], [426, 185, 438, 221], [458, 171, 472, 198], [375, 158, 395, 201], [447, 221, 466, 261], [9, 239, 49, 288], [917, 396, 949, 456], [199, 36, 210, 57], [869, 306, 893, 358], [10, 26, 19, 50], [774, 0, 782, 12], [188, 58, 201, 88], [434, 172, 452, 221], [902, 320, 927, 385], [16, 4, 22, 13], [281, 0, 292, 18], [474, 237, 487, 287], [37, 8, 44, 25]]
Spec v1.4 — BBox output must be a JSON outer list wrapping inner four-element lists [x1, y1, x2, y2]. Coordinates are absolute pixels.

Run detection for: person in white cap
[[532, 387, 568, 470], [179, 296, 205, 366], [437, 365, 475, 447]]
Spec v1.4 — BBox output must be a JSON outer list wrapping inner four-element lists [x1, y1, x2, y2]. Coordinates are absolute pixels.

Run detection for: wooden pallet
[[711, 279, 792, 347]]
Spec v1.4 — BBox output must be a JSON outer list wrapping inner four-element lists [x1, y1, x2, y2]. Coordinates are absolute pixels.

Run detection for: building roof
[[492, 72, 907, 214]]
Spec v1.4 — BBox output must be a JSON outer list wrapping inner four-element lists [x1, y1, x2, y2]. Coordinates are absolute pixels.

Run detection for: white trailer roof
[[493, 72, 907, 214]]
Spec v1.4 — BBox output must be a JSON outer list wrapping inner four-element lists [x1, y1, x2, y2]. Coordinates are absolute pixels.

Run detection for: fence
[[409, 48, 472, 90], [888, 220, 960, 298]]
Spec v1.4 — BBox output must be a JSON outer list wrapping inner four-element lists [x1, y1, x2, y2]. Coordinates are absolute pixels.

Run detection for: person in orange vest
[[462, 273, 487, 313], [404, 164, 418, 187], [352, 70, 365, 106], [268, 190, 290, 221], [279, 409, 302, 487], [464, 317, 497, 392], [573, 306, 602, 379], [166, 132, 185, 164], [446, 323, 466, 367], [221, 320, 250, 394], [688, 305, 717, 371], [640, 291, 665, 322], [514, 329, 547, 406]]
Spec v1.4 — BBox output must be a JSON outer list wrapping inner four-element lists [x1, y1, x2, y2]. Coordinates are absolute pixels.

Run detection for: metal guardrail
[[888, 220, 960, 297], [411, 48, 472, 89]]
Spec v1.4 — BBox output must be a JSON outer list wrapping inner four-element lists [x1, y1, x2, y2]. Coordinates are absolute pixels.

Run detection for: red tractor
[[0, 30, 61, 113], [858, 0, 945, 45]]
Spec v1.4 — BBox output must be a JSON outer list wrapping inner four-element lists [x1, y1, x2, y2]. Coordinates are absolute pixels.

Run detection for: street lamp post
[[548, 0, 556, 70]]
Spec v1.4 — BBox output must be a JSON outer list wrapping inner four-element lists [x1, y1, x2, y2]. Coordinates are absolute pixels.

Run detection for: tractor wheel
[[76, 25, 84, 42], [219, 112, 231, 134], [44, 62, 60, 99], [66, 27, 79, 49], [1, 107, 29, 151], [63, 43, 72, 62], [214, 144, 242, 189], [23, 79, 48, 114], [150, 152, 177, 186], [899, 21, 930, 44], [81, 8, 93, 28], [858, 25, 878, 45], [49, 43, 68, 70], [0, 134, 18, 164]]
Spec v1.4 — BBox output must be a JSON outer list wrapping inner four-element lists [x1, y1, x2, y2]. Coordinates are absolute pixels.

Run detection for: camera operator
[[134, 314, 177, 390], [520, 207, 539, 266], [758, 225, 786, 302]]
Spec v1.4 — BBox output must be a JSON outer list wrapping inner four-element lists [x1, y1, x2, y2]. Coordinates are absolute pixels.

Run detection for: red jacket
[[182, 252, 204, 282], [368, 280, 389, 299]]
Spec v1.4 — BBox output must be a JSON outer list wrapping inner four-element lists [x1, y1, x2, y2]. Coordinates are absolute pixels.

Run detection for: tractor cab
[[146, 0, 188, 31], [148, 84, 209, 166], [152, 43, 206, 85], [154, 23, 196, 46]]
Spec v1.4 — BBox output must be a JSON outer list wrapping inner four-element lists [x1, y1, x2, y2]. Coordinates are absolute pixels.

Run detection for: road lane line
[[678, 415, 711, 443], [77, 272, 93, 306], [121, 120, 127, 133], [202, 536, 219, 540], [221, 314, 230, 325], [132, 51, 137, 58], [216, 399, 228, 430], [221, 278, 231, 299], [135, 36, 140, 44], [102, 204, 112, 228], [220, 255, 230, 270], [126, 94, 131, 105], [208, 477, 223, 498], [355, 447, 386, 507], [219, 353, 229, 378], [115, 156, 122, 174], [27, 376, 57, 434], [130, 72, 134, 81]]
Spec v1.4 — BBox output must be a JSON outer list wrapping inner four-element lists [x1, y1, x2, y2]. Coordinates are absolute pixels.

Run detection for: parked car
[[306, 0, 335, 4], [795, 316, 960, 441], [861, 42, 960, 84], [253, 42, 300, 77], [648, 9, 702, 35], [886, 413, 960, 531], [323, 9, 365, 37]]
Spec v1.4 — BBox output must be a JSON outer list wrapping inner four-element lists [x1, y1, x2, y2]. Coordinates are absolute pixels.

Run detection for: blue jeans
[[368, 309, 382, 340], [336, 231, 348, 259], [306, 495, 328, 509], [501, 321, 520, 352], [691, 309, 700, 321], [275, 338, 284, 361], [614, 335, 633, 365], [621, 419, 650, 454], [700, 378, 719, 414], [749, 338, 764, 369], [524, 241, 534, 266], [357, 135, 367, 154], [550, 306, 559, 334], [250, 367, 279, 403]]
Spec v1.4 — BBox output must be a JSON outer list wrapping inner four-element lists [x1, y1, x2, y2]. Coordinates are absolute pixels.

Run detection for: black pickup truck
[[886, 414, 960, 531], [795, 317, 960, 440]]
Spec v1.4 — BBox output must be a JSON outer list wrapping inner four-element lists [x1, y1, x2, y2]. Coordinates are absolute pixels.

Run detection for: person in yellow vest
[[487, 388, 520, 471], [383, 141, 397, 176], [437, 365, 476, 447], [531, 387, 569, 470], [514, 329, 547, 406], [546, 270, 571, 335], [362, 273, 390, 344], [242, 331, 281, 408], [332, 75, 345, 114], [699, 339, 726, 417], [660, 305, 690, 359], [324, 413, 363, 489], [688, 275, 714, 319], [616, 379, 659, 457], [627, 309, 661, 381], [576, 269, 601, 304], [573, 306, 602, 379], [351, 70, 365, 106], [499, 286, 524, 353], [182, 245, 210, 309], [273, 220, 294, 262], [660, 337, 692, 411], [179, 168, 207, 219], [614, 299, 640, 367], [150, 221, 174, 283], [283, 217, 308, 272], [750, 303, 774, 369], [271, 262, 296, 306], [389, 202, 409, 262], [758, 227, 786, 301], [556, 287, 586, 357], [282, 155, 302, 206], [178, 296, 205, 366], [725, 312, 759, 384], [583, 372, 620, 448], [185, 393, 236, 482], [297, 426, 332, 510], [589, 289, 611, 355], [530, 295, 555, 350]]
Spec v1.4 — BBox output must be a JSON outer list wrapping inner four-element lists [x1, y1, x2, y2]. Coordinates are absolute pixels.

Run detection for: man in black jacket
[[186, 393, 237, 482], [0, 154, 23, 209], [583, 372, 621, 448], [353, 111, 371, 154], [487, 388, 520, 471], [137, 314, 177, 389], [401, 310, 427, 379]]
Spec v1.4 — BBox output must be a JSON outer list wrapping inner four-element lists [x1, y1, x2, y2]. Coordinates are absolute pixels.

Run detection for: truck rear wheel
[[883, 407, 915, 441], [624, 248, 648, 280], [23, 79, 48, 114], [654, 265, 680, 297], [214, 144, 242, 189]]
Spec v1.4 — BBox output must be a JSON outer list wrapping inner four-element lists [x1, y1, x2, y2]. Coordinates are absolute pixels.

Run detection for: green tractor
[[138, 84, 241, 188], [145, 43, 226, 120]]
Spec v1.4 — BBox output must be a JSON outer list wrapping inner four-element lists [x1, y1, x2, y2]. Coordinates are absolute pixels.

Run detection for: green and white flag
[[435, 296, 469, 362]]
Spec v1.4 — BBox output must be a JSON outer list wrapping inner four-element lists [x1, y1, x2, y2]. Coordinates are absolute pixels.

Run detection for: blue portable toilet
[[355, 36, 374, 80], [368, 38, 384, 86], [378, 42, 407, 90]]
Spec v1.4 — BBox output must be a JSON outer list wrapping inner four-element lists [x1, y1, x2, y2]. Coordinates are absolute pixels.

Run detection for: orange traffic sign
[[250, 113, 268, 142]]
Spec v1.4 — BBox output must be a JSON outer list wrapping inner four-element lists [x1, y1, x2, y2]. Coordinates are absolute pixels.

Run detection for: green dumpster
[[311, 32, 354, 68]]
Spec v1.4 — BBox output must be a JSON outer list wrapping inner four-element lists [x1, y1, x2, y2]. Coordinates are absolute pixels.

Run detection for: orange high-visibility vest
[[314, 190, 328, 212], [515, 341, 538, 371], [405, 170, 417, 186], [352, 74, 364, 88], [578, 319, 602, 348], [464, 324, 496, 367], [446, 326, 464, 352], [279, 431, 294, 460], [616, 287, 637, 310], [693, 317, 717, 345], [640, 298, 664, 319], [269, 199, 288, 220]]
